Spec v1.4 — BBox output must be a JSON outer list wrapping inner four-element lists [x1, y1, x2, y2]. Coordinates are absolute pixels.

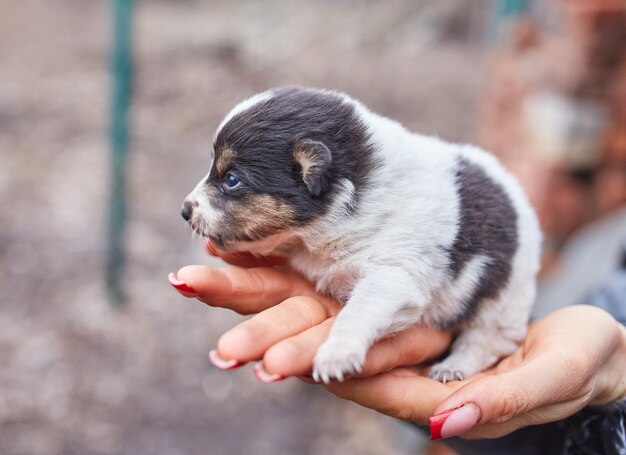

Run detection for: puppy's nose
[[181, 201, 194, 221]]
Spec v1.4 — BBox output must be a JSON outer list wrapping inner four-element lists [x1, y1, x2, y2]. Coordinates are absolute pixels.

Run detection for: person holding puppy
[[170, 239, 626, 453]]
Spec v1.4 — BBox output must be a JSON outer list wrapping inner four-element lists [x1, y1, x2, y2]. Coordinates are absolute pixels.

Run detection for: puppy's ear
[[293, 139, 332, 197]]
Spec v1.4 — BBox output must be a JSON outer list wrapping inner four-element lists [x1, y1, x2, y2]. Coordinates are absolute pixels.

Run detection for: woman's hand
[[326, 304, 626, 440], [169, 243, 626, 440], [169, 243, 451, 380]]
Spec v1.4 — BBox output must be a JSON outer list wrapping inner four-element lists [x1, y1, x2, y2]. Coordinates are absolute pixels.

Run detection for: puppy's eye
[[225, 173, 241, 189]]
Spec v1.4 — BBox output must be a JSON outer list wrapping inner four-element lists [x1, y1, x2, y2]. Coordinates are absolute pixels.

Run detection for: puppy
[[181, 87, 541, 383]]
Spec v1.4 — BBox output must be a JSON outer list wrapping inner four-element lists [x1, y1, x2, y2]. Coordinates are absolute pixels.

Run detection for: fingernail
[[204, 240, 218, 256], [168, 273, 198, 296], [429, 404, 481, 440], [253, 363, 284, 383], [209, 349, 244, 370]]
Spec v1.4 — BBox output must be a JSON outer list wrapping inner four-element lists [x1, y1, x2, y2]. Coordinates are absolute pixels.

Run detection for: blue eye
[[225, 173, 241, 188]]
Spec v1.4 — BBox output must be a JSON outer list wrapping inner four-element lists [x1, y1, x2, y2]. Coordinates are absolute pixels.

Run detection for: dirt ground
[[0, 1, 488, 454]]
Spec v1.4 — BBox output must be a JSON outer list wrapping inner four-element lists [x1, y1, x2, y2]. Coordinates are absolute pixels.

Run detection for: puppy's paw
[[312, 338, 367, 384], [429, 359, 473, 384]]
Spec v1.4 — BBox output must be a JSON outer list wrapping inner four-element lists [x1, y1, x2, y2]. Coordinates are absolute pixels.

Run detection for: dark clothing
[[437, 398, 626, 455]]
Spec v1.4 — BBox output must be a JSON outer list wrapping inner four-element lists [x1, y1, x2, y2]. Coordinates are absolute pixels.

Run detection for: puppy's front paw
[[312, 338, 367, 384]]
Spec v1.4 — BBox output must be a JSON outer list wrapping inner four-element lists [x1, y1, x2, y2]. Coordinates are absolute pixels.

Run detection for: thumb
[[428, 375, 526, 440], [429, 353, 588, 440]]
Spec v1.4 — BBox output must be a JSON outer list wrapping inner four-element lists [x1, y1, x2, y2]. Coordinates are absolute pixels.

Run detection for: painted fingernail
[[209, 349, 244, 370], [168, 273, 198, 295], [204, 240, 218, 256], [429, 404, 481, 440], [253, 363, 284, 383]]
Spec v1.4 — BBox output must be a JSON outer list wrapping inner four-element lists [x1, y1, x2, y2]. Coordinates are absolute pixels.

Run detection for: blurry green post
[[498, 0, 528, 17], [491, 0, 529, 41], [106, 0, 134, 305]]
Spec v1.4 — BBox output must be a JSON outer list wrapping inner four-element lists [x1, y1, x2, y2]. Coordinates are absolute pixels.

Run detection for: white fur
[[203, 91, 542, 383], [186, 168, 225, 236]]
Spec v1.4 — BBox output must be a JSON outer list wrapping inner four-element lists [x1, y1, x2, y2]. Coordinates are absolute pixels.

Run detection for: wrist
[[591, 322, 626, 405]]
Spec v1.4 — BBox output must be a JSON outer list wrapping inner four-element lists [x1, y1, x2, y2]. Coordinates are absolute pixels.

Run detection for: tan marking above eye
[[215, 147, 234, 176]]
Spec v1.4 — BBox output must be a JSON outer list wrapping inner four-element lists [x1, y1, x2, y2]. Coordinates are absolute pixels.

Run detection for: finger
[[428, 306, 621, 439], [325, 369, 453, 423], [261, 323, 451, 378], [362, 327, 452, 376], [217, 296, 332, 362], [261, 318, 335, 376], [427, 349, 593, 440], [205, 240, 287, 267], [174, 265, 321, 314]]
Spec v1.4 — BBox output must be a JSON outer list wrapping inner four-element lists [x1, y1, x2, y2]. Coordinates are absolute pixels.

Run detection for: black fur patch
[[445, 157, 518, 327], [212, 87, 378, 228]]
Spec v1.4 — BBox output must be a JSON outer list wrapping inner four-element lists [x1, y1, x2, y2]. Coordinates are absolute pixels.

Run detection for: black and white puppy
[[182, 87, 541, 383]]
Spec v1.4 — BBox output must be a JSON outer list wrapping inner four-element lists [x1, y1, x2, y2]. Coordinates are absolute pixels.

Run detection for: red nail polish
[[209, 349, 244, 370], [253, 363, 284, 383], [168, 273, 198, 295], [429, 404, 480, 440], [429, 406, 462, 440]]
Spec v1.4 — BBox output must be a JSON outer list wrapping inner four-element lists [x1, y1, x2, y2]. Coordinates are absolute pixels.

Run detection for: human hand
[[168, 241, 451, 380], [169, 243, 626, 440], [325, 304, 626, 440]]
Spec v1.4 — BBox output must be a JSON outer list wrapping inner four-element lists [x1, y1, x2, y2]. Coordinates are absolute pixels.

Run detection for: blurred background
[[0, 1, 624, 454]]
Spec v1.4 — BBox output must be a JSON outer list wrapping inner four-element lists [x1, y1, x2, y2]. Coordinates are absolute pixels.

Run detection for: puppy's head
[[181, 87, 373, 250]]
